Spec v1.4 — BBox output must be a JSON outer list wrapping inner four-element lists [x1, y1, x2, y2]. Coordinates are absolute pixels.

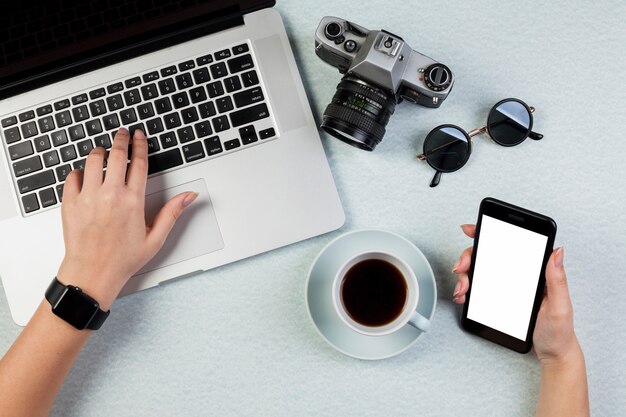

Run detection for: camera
[[315, 17, 455, 151]]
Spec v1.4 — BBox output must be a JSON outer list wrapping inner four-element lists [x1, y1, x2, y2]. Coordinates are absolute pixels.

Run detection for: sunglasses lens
[[487, 100, 531, 146], [423, 126, 470, 172]]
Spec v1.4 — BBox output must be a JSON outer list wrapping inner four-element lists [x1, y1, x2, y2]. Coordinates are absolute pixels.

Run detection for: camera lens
[[321, 77, 397, 151]]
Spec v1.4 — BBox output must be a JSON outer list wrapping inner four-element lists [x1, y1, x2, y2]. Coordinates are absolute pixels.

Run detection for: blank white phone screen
[[467, 215, 548, 340]]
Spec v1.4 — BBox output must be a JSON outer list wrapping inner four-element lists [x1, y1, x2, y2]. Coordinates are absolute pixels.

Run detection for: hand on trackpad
[[136, 179, 224, 275]]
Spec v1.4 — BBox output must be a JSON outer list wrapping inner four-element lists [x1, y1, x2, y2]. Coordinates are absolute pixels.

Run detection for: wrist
[[57, 261, 126, 310], [539, 339, 584, 370]]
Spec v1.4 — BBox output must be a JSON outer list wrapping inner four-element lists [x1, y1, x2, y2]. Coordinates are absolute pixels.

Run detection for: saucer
[[305, 229, 437, 360]]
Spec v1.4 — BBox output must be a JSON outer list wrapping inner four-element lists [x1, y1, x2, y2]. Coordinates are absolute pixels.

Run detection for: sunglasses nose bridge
[[467, 125, 487, 138]]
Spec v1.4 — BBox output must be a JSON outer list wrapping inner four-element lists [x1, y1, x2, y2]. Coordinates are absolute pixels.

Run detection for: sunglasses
[[417, 98, 543, 187]]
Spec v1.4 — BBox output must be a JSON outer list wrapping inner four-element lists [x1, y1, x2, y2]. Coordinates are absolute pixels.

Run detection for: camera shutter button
[[344, 40, 358, 53], [424, 64, 452, 91]]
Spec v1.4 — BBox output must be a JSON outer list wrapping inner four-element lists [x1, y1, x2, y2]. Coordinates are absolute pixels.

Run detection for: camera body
[[315, 17, 455, 150]]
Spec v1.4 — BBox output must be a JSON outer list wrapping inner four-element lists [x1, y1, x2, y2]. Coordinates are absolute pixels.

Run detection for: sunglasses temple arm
[[529, 131, 544, 140], [430, 171, 442, 188]]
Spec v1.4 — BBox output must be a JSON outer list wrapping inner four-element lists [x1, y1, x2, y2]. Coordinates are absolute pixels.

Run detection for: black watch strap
[[45, 277, 110, 330]]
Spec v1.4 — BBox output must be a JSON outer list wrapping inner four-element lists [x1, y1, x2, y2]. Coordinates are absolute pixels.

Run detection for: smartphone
[[461, 197, 557, 353]]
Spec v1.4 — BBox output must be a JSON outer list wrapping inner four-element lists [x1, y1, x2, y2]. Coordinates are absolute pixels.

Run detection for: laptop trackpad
[[136, 179, 224, 275]]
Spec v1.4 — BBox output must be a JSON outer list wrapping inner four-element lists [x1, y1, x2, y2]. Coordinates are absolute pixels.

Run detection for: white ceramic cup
[[332, 251, 431, 336]]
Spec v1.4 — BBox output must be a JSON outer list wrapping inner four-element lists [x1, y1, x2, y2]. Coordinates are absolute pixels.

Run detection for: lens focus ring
[[324, 103, 387, 144]]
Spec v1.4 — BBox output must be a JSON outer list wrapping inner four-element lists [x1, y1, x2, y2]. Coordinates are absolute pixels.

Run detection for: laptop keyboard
[[1, 42, 277, 216]]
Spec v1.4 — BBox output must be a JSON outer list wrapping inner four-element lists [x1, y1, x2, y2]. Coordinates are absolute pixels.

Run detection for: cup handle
[[408, 311, 431, 332]]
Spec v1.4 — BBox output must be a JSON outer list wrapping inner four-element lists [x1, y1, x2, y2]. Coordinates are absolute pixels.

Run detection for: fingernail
[[118, 127, 129, 135], [134, 129, 146, 140], [553, 247, 564, 268], [451, 259, 460, 273], [182, 192, 199, 208], [453, 281, 461, 297]]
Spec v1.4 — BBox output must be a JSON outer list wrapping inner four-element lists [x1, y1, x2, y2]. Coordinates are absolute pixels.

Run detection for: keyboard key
[[141, 83, 159, 100], [137, 103, 155, 120], [21, 121, 39, 139], [147, 148, 183, 175], [125, 77, 142, 88], [68, 125, 86, 141], [124, 89, 142, 106], [13, 155, 42, 177], [86, 119, 103, 136], [147, 137, 160, 154], [129, 123, 146, 138], [72, 94, 89, 105], [232, 43, 249, 55], [215, 49, 231, 60], [224, 138, 240, 150], [175, 73, 194, 90], [94, 134, 112, 148], [34, 135, 51, 152], [146, 118, 164, 135], [181, 107, 199, 124], [38, 116, 55, 133], [172, 92, 190, 109], [158, 78, 176, 95], [17, 169, 55, 194], [206, 81, 224, 98], [259, 127, 276, 140], [224, 76, 242, 93], [199, 102, 216, 119], [239, 125, 258, 145], [106, 94, 125, 111], [204, 136, 223, 155], [73, 159, 87, 170], [189, 86, 208, 103], [89, 100, 107, 117], [178, 60, 195, 71], [143, 71, 160, 82], [56, 184, 65, 202], [160, 66, 177, 77], [194, 121, 213, 138], [39, 187, 57, 208], [36, 105, 53, 116], [22, 193, 39, 213], [60, 145, 77, 162], [164, 112, 182, 130], [212, 116, 230, 133], [19, 110, 36, 122], [55, 164, 72, 181], [42, 150, 60, 167], [177, 126, 195, 144], [227, 54, 254, 74], [192, 68, 211, 84], [55, 110, 72, 127], [2, 116, 18, 128], [160, 132, 178, 149], [210, 62, 228, 79], [229, 103, 269, 127], [54, 99, 71, 111], [72, 105, 90, 122], [103, 114, 120, 131], [77, 139, 94, 157], [155, 97, 172, 114], [241, 70, 259, 87], [89, 88, 106, 99], [216, 96, 234, 113], [234, 87, 265, 109], [3, 126, 21, 144], [8, 141, 34, 160], [51, 130, 69, 147], [120, 108, 138, 125], [182, 141, 205, 163], [107, 82, 124, 94], [196, 54, 213, 65]]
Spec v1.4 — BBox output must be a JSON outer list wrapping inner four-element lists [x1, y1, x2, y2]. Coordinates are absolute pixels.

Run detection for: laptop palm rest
[[135, 178, 224, 276]]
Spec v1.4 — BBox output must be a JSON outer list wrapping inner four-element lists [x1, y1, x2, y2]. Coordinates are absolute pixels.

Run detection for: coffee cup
[[332, 251, 431, 336]]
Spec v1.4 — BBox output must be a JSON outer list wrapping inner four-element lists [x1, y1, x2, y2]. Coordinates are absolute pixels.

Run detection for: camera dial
[[424, 64, 452, 91]]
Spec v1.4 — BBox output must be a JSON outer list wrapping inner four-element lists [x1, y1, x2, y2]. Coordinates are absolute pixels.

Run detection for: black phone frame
[[461, 197, 557, 353]]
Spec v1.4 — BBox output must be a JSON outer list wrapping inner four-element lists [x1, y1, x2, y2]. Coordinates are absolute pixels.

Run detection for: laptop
[[0, 0, 345, 326]]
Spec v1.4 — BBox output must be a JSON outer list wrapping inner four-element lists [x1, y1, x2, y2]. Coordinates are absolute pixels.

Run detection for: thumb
[[544, 247, 571, 312], [146, 192, 198, 252]]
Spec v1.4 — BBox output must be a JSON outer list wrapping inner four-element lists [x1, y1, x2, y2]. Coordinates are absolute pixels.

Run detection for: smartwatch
[[45, 277, 110, 330]]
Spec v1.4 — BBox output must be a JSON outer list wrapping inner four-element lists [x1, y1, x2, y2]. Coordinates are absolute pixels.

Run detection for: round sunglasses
[[417, 98, 543, 187]]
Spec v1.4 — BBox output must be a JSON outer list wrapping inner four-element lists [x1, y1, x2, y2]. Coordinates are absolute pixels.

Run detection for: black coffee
[[340, 259, 407, 327]]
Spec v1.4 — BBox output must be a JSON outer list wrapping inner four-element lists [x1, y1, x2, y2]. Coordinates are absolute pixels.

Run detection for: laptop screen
[[0, 0, 273, 99]]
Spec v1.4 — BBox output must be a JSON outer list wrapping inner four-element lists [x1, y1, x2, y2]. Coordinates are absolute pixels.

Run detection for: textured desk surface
[[1, 1, 625, 416]]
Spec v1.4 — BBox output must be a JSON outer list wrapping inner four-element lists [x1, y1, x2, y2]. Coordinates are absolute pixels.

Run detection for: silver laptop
[[0, 0, 344, 326]]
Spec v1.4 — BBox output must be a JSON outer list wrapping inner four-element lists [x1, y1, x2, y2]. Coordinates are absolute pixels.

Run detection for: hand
[[452, 224, 580, 365], [56, 128, 198, 309]]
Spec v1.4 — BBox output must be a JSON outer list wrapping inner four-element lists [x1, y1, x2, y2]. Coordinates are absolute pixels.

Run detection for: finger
[[126, 129, 149, 193], [544, 247, 572, 313], [104, 128, 131, 186], [146, 192, 199, 253], [82, 147, 106, 191], [461, 224, 476, 238], [452, 246, 473, 273], [452, 272, 469, 303], [62, 169, 84, 202]]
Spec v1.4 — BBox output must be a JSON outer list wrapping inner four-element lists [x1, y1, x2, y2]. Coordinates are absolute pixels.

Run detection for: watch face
[[52, 287, 99, 330]]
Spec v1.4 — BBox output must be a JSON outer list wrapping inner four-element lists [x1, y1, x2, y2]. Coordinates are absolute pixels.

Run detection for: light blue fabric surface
[[1, 0, 625, 415]]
